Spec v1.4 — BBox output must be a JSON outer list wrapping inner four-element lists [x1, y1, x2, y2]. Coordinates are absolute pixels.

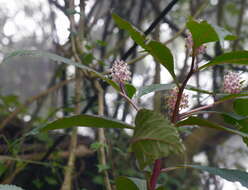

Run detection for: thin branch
[[171, 55, 196, 123], [179, 93, 248, 120], [0, 78, 75, 130], [232, 0, 246, 51], [121, 0, 179, 61], [60, 0, 83, 189], [61, 70, 81, 190], [94, 80, 112, 190]]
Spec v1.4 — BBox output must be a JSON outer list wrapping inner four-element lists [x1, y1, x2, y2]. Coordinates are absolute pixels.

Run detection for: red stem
[[149, 159, 162, 190], [171, 55, 196, 123]]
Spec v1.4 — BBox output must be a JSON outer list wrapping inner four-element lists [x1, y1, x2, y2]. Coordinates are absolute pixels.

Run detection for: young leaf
[[0, 185, 25, 190], [2, 50, 119, 91], [199, 51, 248, 70], [187, 165, 248, 188], [131, 109, 184, 170], [40, 114, 135, 132], [186, 19, 219, 48], [125, 83, 137, 99], [233, 98, 248, 116], [176, 116, 248, 138]]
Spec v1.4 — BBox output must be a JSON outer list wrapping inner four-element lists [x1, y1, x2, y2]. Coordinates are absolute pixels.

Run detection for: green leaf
[[2, 50, 119, 90], [136, 84, 213, 98], [211, 24, 236, 47], [233, 99, 248, 116], [238, 119, 248, 146], [90, 142, 106, 151], [115, 177, 139, 190], [128, 177, 147, 190], [218, 93, 248, 102], [45, 176, 57, 185], [0, 185, 25, 190], [199, 51, 248, 70], [220, 112, 247, 125], [112, 14, 177, 82], [187, 165, 248, 188], [97, 164, 110, 172], [125, 83, 136, 99], [40, 114, 135, 132], [112, 13, 146, 48], [96, 40, 107, 47], [115, 177, 146, 190], [136, 84, 175, 98], [82, 53, 94, 65], [185, 85, 214, 95], [146, 41, 176, 81], [131, 109, 184, 169], [186, 19, 219, 48], [156, 187, 166, 190], [186, 110, 246, 125], [0, 161, 7, 176], [176, 116, 248, 138]]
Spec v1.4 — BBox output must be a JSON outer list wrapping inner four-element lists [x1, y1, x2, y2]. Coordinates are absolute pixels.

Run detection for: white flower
[[223, 71, 243, 94], [111, 60, 131, 83]]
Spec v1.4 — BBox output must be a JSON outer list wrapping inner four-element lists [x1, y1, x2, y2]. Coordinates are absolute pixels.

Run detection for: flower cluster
[[110, 60, 131, 83], [167, 87, 189, 115], [223, 71, 243, 94], [186, 33, 206, 55]]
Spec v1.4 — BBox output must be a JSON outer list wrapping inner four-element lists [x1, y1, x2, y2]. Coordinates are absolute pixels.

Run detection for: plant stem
[[148, 55, 196, 190], [149, 159, 162, 190], [171, 55, 196, 123], [119, 91, 139, 111], [61, 70, 81, 190], [95, 80, 112, 190]]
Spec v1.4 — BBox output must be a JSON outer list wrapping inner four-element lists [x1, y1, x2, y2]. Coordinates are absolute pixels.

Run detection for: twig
[[119, 91, 139, 111], [121, 0, 179, 61], [171, 55, 196, 123], [60, 0, 83, 189], [0, 78, 75, 130], [233, 0, 246, 51], [94, 80, 112, 190], [61, 71, 81, 190], [179, 93, 248, 120]]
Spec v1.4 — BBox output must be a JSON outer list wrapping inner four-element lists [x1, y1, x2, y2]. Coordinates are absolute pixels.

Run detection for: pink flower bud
[[111, 60, 131, 83], [223, 71, 243, 94], [167, 87, 189, 115], [186, 33, 206, 55]]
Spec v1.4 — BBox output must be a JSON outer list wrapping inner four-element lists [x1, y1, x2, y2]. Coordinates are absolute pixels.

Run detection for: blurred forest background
[[0, 0, 248, 189]]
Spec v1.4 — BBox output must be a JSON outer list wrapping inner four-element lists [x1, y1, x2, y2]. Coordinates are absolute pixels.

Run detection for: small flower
[[186, 33, 206, 55], [111, 60, 131, 83], [223, 71, 243, 94], [167, 87, 189, 115]]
